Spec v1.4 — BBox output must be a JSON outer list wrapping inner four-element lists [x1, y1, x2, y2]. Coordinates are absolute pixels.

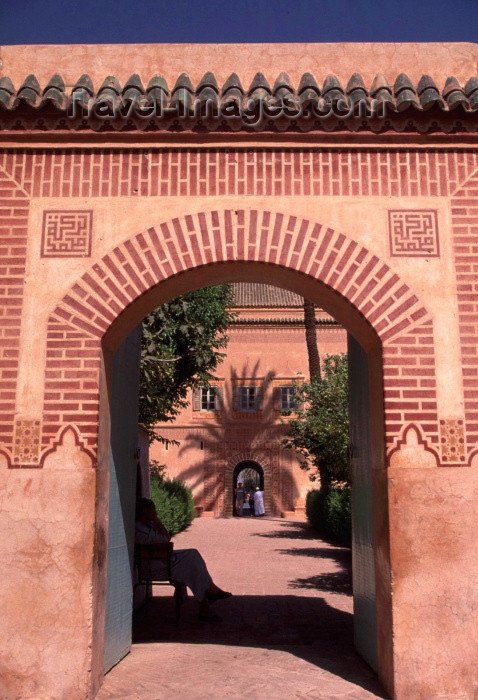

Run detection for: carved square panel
[[388, 210, 439, 257], [41, 210, 93, 257]]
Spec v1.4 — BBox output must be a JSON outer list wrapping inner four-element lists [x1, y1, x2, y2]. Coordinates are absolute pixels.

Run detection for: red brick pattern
[[43, 318, 101, 451], [0, 166, 29, 458], [0, 149, 477, 199], [451, 170, 478, 458], [3, 147, 477, 467], [41, 210, 93, 258], [383, 319, 438, 451], [388, 210, 439, 257], [43, 208, 432, 459]]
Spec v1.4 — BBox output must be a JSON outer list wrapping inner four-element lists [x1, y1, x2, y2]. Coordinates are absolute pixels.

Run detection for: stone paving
[[97, 516, 386, 699]]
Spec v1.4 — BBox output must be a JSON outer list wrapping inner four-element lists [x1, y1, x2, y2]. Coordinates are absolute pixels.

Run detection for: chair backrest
[[134, 542, 173, 582]]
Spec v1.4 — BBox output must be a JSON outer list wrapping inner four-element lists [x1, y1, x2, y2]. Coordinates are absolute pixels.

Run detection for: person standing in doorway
[[235, 481, 245, 516], [248, 490, 255, 517], [253, 486, 265, 516]]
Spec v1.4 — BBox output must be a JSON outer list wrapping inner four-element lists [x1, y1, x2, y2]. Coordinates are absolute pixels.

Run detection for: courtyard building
[[150, 282, 347, 517]]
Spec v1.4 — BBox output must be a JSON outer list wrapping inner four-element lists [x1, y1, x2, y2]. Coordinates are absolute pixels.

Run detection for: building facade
[[150, 282, 347, 516]]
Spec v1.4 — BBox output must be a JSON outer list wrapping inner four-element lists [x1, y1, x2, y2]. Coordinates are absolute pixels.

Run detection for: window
[[241, 386, 257, 411], [193, 386, 222, 412], [274, 384, 301, 412], [280, 386, 296, 411], [201, 387, 216, 411], [233, 385, 262, 412]]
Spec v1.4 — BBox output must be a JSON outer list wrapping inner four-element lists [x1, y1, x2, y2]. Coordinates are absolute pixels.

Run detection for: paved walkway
[[97, 517, 386, 699]]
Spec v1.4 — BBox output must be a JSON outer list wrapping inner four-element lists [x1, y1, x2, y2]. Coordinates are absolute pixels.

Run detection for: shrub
[[150, 476, 195, 535], [306, 486, 351, 547], [305, 488, 326, 531], [325, 487, 351, 546]]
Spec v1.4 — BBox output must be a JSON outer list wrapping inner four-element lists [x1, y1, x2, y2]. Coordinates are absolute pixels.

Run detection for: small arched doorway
[[233, 461, 264, 516]]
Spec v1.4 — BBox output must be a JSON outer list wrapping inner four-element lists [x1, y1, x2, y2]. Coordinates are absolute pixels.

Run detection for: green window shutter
[[255, 386, 263, 411], [233, 386, 241, 411], [214, 386, 223, 410], [193, 387, 201, 411], [273, 387, 282, 411]]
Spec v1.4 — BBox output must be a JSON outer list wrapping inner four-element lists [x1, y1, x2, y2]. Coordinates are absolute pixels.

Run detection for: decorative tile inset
[[440, 418, 466, 463], [388, 210, 439, 257], [13, 419, 41, 465], [41, 210, 93, 257]]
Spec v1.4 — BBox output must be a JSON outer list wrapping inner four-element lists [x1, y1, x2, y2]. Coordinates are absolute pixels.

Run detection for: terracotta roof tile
[[0, 71, 476, 133], [232, 283, 304, 308]]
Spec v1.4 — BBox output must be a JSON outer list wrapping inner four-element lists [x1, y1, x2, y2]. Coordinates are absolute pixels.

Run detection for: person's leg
[[171, 549, 232, 620], [170, 549, 212, 601]]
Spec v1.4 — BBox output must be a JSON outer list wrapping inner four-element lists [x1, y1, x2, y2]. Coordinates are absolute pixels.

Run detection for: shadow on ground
[[133, 594, 383, 697], [132, 517, 385, 698], [279, 547, 352, 595], [252, 519, 319, 540]]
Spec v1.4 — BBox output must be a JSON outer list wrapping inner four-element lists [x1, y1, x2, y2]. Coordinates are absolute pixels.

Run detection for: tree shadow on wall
[[176, 360, 300, 515]]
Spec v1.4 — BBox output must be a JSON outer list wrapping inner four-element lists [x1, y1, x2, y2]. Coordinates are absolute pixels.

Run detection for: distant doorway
[[233, 461, 264, 516]]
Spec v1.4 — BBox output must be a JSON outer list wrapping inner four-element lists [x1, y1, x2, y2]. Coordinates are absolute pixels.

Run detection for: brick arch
[[224, 451, 273, 517], [50, 208, 430, 344], [41, 207, 435, 457]]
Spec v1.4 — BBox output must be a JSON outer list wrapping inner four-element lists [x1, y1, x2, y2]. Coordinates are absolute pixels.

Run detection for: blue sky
[[1, 0, 477, 44]]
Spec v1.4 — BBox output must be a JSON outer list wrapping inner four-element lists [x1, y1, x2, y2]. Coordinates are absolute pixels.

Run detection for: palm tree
[[302, 298, 330, 488], [303, 298, 321, 379]]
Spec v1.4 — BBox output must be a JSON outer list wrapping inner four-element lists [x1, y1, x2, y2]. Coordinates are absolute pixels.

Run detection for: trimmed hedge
[[150, 476, 195, 535], [306, 486, 351, 547]]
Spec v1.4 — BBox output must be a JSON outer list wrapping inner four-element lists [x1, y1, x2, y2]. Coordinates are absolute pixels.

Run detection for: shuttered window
[[281, 386, 296, 411], [233, 385, 262, 412], [274, 385, 301, 411], [193, 386, 223, 411]]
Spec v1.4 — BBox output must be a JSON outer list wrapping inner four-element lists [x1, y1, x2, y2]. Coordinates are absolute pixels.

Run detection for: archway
[[233, 461, 264, 516], [40, 208, 434, 698], [225, 450, 273, 516]]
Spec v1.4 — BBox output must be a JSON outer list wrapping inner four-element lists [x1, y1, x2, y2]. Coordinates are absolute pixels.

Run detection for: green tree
[[139, 285, 236, 439], [283, 353, 350, 487]]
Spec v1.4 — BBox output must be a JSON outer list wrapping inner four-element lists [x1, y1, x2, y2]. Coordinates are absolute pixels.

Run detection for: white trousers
[[144, 548, 212, 601]]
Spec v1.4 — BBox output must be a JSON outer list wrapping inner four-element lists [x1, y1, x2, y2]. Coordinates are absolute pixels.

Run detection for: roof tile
[[222, 73, 245, 95], [248, 72, 272, 95], [42, 73, 66, 109], [232, 283, 304, 308], [0, 77, 15, 108], [98, 75, 122, 95], [442, 77, 467, 110], [464, 77, 478, 109], [14, 74, 41, 107], [322, 75, 345, 105], [394, 73, 419, 111], [417, 75, 444, 110], [0, 69, 476, 132]]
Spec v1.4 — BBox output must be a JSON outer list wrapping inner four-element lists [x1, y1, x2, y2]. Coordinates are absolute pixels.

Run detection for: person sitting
[[135, 498, 232, 621]]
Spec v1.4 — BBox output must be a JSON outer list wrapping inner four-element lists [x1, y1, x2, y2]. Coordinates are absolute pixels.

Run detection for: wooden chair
[[133, 542, 183, 624]]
